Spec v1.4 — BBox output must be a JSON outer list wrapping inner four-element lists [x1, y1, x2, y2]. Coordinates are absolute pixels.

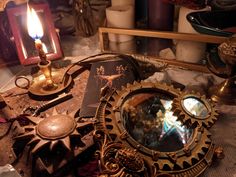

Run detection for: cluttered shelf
[[0, 0, 236, 176], [0, 22, 235, 177]]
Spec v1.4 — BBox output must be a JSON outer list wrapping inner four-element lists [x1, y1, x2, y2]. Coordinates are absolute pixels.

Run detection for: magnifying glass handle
[[15, 76, 30, 89]]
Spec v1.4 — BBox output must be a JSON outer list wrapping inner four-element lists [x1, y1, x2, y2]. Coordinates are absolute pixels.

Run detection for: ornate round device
[[12, 109, 95, 174], [94, 81, 220, 177]]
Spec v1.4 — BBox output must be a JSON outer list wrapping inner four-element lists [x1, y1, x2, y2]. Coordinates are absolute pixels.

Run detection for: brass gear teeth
[[155, 128, 212, 172], [13, 109, 93, 154], [95, 81, 218, 177], [171, 91, 218, 129]]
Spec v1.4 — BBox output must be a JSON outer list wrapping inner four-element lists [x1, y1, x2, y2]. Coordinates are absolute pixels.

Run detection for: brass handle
[[15, 76, 30, 89]]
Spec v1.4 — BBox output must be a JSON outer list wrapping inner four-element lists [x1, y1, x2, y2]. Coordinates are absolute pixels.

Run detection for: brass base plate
[[28, 70, 72, 97]]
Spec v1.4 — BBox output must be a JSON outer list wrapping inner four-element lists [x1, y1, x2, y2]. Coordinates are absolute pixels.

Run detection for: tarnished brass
[[38, 61, 58, 91], [214, 146, 224, 159], [29, 69, 72, 96], [94, 81, 221, 177], [36, 114, 76, 140], [14, 60, 74, 97], [218, 37, 236, 66], [15, 68, 73, 97], [12, 109, 95, 174], [22, 93, 73, 116], [172, 92, 218, 128], [208, 36, 236, 104]]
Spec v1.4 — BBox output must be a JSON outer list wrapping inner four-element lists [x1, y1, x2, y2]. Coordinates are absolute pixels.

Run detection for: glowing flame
[[42, 43, 48, 53], [27, 6, 43, 39]]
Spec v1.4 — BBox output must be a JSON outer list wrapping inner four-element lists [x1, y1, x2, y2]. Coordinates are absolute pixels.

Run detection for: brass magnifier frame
[[94, 81, 222, 177]]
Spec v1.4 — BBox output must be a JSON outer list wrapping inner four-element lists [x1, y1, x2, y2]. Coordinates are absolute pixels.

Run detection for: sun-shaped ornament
[[12, 108, 95, 174]]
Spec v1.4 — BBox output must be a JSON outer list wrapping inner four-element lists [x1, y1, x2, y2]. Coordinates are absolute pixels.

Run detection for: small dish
[[187, 10, 236, 36]]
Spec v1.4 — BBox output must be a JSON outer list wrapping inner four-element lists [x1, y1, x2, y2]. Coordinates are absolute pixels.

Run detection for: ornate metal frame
[[172, 92, 218, 128], [94, 81, 222, 177]]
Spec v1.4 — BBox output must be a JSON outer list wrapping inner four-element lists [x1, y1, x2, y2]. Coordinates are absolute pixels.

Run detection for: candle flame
[[27, 6, 43, 39], [42, 43, 48, 53]]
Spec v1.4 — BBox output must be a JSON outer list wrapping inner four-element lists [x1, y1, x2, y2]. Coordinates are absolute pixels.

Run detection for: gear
[[12, 109, 95, 174], [95, 81, 220, 177], [171, 91, 218, 128]]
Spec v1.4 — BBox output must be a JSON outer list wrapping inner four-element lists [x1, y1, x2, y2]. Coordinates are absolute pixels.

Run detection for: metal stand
[[209, 77, 236, 104]]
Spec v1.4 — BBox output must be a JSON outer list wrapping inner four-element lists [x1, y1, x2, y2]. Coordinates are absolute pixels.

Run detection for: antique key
[[22, 93, 73, 116]]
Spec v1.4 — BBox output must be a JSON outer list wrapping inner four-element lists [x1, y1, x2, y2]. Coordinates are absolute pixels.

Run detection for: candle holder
[[15, 66, 73, 97], [208, 36, 236, 104], [38, 60, 58, 91], [34, 37, 57, 91], [14, 4, 73, 97]]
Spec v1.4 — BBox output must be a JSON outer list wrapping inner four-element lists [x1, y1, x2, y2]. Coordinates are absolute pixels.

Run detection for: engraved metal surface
[[37, 114, 76, 140], [12, 108, 95, 174], [208, 36, 236, 104], [218, 36, 236, 66], [94, 81, 221, 177]]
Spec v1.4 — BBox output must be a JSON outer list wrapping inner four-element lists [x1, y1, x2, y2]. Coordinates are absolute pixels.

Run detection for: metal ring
[[15, 76, 30, 89]]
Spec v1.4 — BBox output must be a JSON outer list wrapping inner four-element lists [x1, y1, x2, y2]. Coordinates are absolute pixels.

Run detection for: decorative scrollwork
[[94, 81, 221, 177]]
